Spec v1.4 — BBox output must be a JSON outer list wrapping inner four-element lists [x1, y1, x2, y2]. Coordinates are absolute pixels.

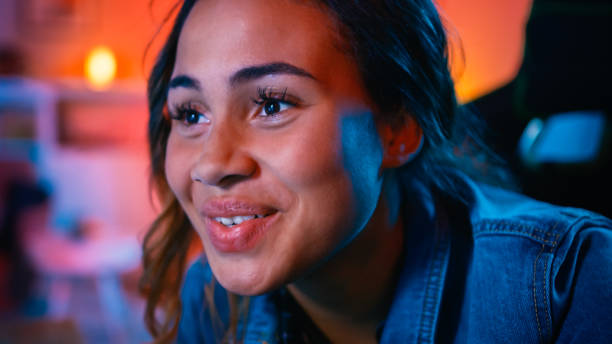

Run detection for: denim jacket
[[177, 175, 612, 343]]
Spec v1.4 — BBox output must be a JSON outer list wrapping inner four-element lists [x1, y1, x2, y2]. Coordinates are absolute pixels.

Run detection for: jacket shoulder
[[466, 181, 612, 248], [455, 179, 612, 342]]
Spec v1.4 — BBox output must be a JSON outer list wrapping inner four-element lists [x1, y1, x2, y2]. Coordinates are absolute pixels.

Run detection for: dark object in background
[[0, 178, 50, 315], [0, 45, 25, 76], [0, 318, 83, 344], [469, 0, 612, 218]]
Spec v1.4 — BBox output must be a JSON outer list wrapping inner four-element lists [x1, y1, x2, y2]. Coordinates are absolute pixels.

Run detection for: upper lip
[[200, 198, 277, 218]]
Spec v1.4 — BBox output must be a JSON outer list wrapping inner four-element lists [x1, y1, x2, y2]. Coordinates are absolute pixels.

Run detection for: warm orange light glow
[[85, 46, 117, 90]]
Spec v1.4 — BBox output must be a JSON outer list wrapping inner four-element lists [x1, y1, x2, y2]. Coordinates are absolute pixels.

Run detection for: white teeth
[[232, 215, 255, 225], [220, 217, 233, 226], [213, 215, 262, 226]]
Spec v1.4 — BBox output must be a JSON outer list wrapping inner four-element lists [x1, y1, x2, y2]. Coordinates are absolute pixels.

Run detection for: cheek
[[263, 114, 346, 192], [339, 111, 385, 227], [260, 107, 384, 233]]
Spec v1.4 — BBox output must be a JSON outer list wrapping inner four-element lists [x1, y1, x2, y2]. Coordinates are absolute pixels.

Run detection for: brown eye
[[185, 110, 202, 124], [264, 100, 281, 115], [170, 105, 210, 126]]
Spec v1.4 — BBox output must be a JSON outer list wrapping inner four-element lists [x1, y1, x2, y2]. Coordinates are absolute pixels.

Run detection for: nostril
[[190, 170, 204, 184], [216, 174, 252, 188], [190, 155, 258, 188]]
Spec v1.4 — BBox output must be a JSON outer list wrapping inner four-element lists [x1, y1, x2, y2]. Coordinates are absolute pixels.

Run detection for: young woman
[[140, 0, 612, 343]]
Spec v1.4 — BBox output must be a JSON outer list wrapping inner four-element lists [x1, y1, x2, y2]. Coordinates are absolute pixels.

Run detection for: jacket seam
[[474, 221, 561, 247], [475, 220, 562, 237], [544, 246, 552, 340], [533, 244, 545, 343], [474, 229, 559, 246], [417, 229, 450, 344]]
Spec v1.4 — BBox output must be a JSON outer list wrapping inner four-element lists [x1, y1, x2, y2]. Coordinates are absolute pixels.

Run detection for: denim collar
[[377, 180, 452, 344]]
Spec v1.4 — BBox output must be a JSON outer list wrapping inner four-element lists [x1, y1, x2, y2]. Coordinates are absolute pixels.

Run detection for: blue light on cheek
[[339, 109, 385, 242]]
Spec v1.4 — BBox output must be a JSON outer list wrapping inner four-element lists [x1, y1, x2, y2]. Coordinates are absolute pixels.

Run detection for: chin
[[208, 259, 285, 296]]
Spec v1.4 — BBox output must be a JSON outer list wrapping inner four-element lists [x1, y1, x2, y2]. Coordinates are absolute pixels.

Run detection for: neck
[[287, 195, 404, 344]]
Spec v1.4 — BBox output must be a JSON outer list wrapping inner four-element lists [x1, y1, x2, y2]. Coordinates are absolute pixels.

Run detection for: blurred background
[[0, 0, 609, 343]]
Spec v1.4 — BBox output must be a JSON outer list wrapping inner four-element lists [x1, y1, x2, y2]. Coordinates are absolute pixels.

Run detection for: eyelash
[[168, 87, 299, 125], [168, 103, 208, 125], [252, 87, 298, 116]]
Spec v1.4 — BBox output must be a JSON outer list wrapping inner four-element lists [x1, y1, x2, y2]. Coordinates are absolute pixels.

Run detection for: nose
[[190, 122, 257, 188]]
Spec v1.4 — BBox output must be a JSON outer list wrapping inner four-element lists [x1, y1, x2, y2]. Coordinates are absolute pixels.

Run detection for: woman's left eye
[[253, 87, 298, 118], [259, 100, 292, 117]]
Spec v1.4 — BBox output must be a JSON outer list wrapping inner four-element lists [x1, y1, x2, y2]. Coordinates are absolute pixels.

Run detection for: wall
[[1, 0, 175, 81], [438, 0, 533, 101]]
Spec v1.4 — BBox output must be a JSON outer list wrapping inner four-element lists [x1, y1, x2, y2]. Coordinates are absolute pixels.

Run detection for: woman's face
[[166, 0, 388, 295]]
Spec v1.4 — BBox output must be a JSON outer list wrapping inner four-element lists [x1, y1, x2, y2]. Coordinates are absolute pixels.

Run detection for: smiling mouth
[[202, 198, 278, 229], [205, 210, 280, 253], [212, 214, 270, 227]]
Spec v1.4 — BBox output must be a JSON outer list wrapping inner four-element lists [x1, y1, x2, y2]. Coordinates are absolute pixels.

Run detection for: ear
[[380, 115, 423, 168]]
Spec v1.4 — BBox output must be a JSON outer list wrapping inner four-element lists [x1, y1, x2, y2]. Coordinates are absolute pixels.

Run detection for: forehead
[[174, 0, 346, 83]]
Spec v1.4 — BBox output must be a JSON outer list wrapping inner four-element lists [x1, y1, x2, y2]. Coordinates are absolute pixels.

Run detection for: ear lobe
[[381, 116, 424, 168]]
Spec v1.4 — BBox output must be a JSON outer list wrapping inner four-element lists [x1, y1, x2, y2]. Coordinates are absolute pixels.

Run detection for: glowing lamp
[[85, 46, 117, 90]]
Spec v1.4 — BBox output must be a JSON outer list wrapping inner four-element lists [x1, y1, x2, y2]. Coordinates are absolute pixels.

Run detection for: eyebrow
[[168, 75, 201, 91], [229, 62, 316, 85], [168, 62, 316, 93]]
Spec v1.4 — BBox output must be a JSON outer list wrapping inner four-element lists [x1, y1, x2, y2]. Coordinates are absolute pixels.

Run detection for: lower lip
[[205, 213, 279, 253]]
